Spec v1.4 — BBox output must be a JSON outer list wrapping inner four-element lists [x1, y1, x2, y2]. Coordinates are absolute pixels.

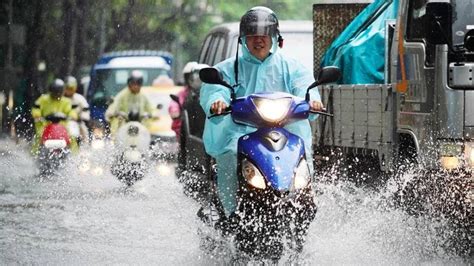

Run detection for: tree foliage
[[9, 0, 312, 99]]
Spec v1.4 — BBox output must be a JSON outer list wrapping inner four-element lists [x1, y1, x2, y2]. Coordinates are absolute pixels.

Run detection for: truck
[[313, 0, 473, 226]]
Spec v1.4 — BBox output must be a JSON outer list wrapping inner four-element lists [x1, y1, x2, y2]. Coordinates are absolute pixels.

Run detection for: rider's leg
[[216, 151, 238, 217], [305, 145, 314, 176], [31, 121, 45, 156]]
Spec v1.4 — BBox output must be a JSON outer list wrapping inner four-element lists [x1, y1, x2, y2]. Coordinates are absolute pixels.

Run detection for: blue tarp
[[320, 0, 398, 84]]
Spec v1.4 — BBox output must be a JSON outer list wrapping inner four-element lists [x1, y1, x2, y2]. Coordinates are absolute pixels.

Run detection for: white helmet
[[189, 63, 210, 90], [183, 61, 198, 86], [65, 76, 78, 90], [182, 61, 198, 75]]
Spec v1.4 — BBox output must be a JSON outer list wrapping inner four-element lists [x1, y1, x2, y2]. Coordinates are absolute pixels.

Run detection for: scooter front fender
[[238, 128, 305, 191]]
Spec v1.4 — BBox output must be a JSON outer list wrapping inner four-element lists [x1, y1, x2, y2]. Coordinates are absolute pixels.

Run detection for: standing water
[[0, 139, 469, 264]]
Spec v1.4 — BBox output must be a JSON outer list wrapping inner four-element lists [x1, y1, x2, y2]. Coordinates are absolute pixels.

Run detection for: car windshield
[[279, 32, 313, 71], [452, 0, 474, 46], [94, 68, 169, 98]]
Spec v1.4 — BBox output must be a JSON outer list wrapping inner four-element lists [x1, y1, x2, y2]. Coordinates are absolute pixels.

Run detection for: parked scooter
[[37, 112, 72, 176], [198, 66, 340, 260], [110, 110, 151, 186]]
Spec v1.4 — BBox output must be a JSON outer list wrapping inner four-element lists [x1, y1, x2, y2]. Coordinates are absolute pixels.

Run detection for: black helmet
[[239, 6, 279, 38], [49, 78, 65, 98], [127, 70, 144, 85]]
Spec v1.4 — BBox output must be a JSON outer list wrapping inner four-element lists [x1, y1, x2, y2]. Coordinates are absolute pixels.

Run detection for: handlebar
[[41, 113, 68, 123], [310, 110, 334, 117], [208, 107, 332, 118], [208, 107, 232, 119], [112, 111, 154, 121]]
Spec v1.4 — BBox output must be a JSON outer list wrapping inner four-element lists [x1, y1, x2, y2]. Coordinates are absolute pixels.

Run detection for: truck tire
[[341, 153, 386, 189]]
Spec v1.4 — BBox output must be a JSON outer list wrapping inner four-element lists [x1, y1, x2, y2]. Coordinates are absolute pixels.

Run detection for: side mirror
[[169, 94, 181, 109], [305, 66, 341, 101], [465, 29, 474, 52], [169, 94, 180, 104], [199, 68, 232, 89], [425, 1, 452, 45], [199, 67, 236, 101], [315, 66, 341, 86]]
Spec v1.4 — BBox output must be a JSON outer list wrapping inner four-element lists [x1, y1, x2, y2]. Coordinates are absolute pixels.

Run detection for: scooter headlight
[[92, 166, 104, 176], [79, 159, 91, 173], [92, 127, 105, 139], [294, 158, 310, 190], [465, 142, 474, 168], [439, 142, 463, 170], [91, 139, 105, 150], [252, 97, 292, 123], [242, 158, 266, 189], [123, 149, 142, 163]]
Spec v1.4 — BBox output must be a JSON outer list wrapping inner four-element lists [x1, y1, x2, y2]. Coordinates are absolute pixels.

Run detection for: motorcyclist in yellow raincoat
[[105, 70, 154, 136], [31, 79, 78, 155]]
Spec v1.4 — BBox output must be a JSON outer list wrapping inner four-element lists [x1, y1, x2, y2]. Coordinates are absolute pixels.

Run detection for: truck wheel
[[341, 153, 386, 189], [395, 134, 418, 174]]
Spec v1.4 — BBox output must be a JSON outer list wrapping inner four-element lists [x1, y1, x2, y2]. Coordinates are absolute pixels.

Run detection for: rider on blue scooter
[[200, 6, 324, 220]]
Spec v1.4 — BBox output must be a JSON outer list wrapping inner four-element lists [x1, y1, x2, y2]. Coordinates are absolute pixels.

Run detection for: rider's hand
[[210, 100, 227, 115], [310, 100, 324, 112]]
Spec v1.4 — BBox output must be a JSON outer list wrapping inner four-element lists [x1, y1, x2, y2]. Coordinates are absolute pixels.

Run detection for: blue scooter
[[199, 66, 340, 260]]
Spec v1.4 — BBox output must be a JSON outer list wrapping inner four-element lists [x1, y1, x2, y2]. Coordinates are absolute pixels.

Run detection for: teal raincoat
[[200, 36, 320, 215]]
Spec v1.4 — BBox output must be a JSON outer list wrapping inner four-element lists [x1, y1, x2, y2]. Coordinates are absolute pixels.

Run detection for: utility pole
[[99, 7, 106, 55], [0, 0, 14, 136]]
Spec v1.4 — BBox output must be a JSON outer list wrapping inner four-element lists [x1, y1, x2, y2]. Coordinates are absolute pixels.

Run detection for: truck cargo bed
[[316, 84, 395, 167]]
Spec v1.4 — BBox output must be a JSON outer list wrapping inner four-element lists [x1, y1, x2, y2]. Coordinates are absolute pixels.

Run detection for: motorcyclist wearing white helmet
[[65, 76, 90, 143], [169, 62, 209, 141]]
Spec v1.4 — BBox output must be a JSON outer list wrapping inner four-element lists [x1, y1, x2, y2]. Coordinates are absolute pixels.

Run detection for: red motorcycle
[[37, 113, 71, 176]]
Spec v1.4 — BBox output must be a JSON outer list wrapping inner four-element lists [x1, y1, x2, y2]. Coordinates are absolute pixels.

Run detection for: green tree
[[17, 0, 315, 97]]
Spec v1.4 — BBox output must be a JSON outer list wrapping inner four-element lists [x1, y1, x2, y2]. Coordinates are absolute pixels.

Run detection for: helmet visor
[[241, 20, 278, 37], [50, 90, 63, 99]]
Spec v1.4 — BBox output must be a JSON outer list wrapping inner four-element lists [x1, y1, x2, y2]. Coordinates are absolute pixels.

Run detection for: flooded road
[[0, 140, 204, 264], [0, 139, 469, 264]]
